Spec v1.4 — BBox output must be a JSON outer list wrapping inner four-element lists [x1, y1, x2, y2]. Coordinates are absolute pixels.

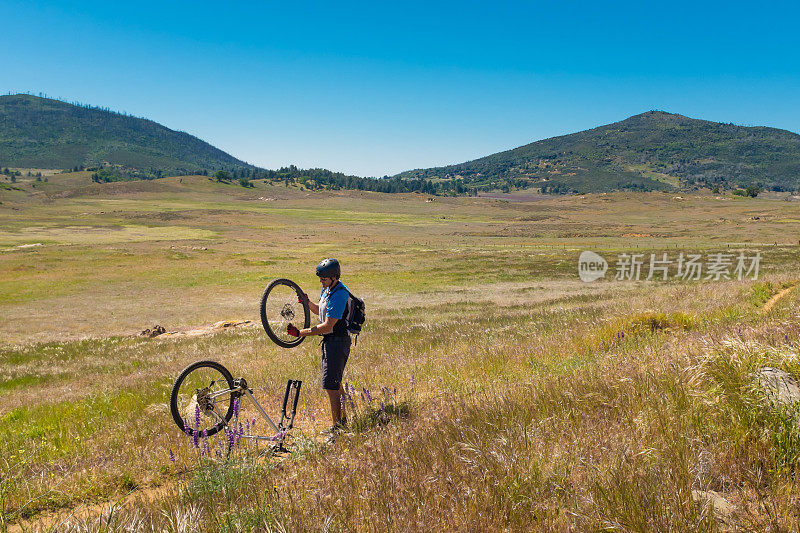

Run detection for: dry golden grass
[[2, 176, 800, 531]]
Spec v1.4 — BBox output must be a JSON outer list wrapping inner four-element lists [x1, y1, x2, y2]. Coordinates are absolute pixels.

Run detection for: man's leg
[[326, 385, 345, 425], [322, 336, 350, 429]]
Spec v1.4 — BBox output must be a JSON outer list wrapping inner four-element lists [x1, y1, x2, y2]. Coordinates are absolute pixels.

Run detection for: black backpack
[[331, 283, 366, 344]]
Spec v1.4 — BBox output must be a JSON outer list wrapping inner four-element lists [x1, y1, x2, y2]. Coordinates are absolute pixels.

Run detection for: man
[[287, 258, 351, 433]]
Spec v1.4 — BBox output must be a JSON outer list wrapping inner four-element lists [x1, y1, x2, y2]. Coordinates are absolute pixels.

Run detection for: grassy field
[[2, 173, 800, 531]]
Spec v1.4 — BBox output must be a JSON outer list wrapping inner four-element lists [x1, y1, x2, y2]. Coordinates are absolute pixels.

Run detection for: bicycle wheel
[[170, 360, 236, 437], [260, 278, 311, 348]]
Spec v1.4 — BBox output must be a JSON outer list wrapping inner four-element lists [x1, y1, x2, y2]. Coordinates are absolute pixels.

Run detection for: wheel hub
[[195, 388, 215, 416], [280, 303, 295, 322]]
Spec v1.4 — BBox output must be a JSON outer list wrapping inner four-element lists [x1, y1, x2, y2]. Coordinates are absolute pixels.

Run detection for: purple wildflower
[[194, 405, 201, 429], [363, 388, 373, 403], [192, 429, 199, 448], [169, 449, 176, 462], [234, 398, 241, 418]]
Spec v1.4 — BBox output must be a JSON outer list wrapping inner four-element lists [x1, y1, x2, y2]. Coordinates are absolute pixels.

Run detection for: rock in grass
[[691, 490, 734, 525], [755, 367, 800, 409], [140, 324, 166, 337]]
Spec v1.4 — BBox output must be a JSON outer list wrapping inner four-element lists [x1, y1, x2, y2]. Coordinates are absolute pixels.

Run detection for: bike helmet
[[316, 258, 341, 278]]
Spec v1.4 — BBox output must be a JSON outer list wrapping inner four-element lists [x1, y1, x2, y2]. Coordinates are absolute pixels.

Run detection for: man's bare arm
[[299, 291, 319, 314], [300, 317, 337, 337]]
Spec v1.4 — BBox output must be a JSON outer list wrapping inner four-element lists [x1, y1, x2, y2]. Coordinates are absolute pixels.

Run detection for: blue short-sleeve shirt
[[319, 282, 349, 323]]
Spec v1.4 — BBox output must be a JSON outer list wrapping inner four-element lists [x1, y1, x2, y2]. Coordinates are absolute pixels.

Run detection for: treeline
[[225, 165, 481, 195], [5, 92, 146, 119], [90, 166, 161, 183]]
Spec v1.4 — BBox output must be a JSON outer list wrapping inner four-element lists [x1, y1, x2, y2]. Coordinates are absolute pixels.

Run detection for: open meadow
[[2, 173, 800, 531]]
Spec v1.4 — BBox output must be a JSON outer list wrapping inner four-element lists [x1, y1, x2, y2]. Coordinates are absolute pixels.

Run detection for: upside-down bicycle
[[169, 278, 311, 450]]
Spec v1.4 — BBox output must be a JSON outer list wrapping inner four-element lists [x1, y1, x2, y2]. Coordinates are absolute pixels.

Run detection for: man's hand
[[287, 324, 300, 337], [297, 291, 309, 305]]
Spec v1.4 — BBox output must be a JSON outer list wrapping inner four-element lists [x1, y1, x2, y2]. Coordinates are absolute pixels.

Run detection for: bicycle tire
[[260, 278, 311, 348], [170, 360, 235, 437]]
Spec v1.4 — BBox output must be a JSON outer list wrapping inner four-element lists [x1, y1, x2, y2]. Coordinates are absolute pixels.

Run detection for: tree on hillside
[[214, 170, 232, 182], [745, 185, 762, 197], [733, 185, 762, 198]]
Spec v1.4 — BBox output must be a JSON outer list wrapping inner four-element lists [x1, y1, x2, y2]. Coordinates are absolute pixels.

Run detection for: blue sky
[[3, 0, 800, 176]]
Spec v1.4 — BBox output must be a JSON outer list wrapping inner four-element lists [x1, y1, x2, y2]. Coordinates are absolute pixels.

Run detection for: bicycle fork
[[229, 378, 302, 451]]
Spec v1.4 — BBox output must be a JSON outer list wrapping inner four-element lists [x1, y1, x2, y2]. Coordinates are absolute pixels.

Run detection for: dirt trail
[[760, 281, 800, 314], [139, 319, 256, 338], [9, 484, 174, 533]]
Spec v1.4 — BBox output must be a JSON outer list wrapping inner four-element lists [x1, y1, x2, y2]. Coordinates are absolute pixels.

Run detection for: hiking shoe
[[323, 418, 348, 444]]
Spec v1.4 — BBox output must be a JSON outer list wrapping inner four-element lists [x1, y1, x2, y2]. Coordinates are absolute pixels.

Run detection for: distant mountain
[[5, 95, 798, 195], [395, 111, 800, 193], [0, 94, 251, 174]]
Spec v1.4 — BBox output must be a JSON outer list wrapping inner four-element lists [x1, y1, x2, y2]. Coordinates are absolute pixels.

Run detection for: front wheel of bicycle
[[260, 278, 311, 348], [170, 360, 236, 437]]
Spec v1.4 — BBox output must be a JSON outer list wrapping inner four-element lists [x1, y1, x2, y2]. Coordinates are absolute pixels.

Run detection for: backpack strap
[[328, 282, 359, 345], [328, 281, 349, 298], [325, 282, 351, 338]]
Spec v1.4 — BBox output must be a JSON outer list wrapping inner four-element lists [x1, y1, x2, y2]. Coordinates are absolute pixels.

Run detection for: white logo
[[578, 251, 608, 282], [577, 250, 761, 282]]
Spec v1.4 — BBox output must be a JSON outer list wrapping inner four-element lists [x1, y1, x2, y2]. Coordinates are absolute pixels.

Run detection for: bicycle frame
[[205, 377, 302, 450]]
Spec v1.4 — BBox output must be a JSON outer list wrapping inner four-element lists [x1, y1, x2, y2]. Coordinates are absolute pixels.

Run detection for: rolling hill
[[4, 95, 800, 195], [395, 111, 800, 193], [0, 94, 251, 175]]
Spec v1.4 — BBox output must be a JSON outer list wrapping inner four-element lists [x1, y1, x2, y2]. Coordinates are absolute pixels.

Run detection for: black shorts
[[321, 335, 351, 390]]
